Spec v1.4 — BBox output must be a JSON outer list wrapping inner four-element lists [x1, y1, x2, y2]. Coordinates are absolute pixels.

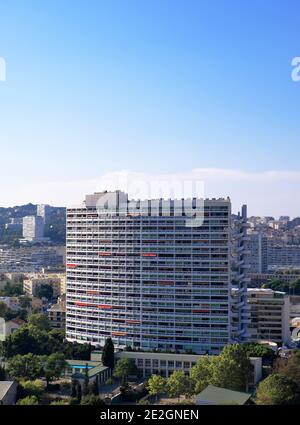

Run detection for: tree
[[28, 313, 50, 331], [147, 374, 166, 402], [221, 344, 250, 391], [19, 296, 31, 310], [83, 363, 89, 396], [213, 344, 251, 391], [17, 395, 39, 405], [113, 358, 138, 382], [0, 301, 9, 318], [273, 351, 300, 385], [43, 352, 67, 387], [76, 381, 82, 403], [71, 379, 77, 398], [7, 354, 42, 380], [102, 338, 114, 369], [81, 395, 106, 405], [191, 344, 252, 394], [190, 355, 217, 394], [0, 364, 6, 380], [5, 325, 51, 356], [67, 341, 92, 360], [35, 284, 53, 301], [244, 343, 275, 362], [256, 374, 300, 405], [90, 376, 99, 396], [0, 282, 23, 297], [167, 370, 191, 402]]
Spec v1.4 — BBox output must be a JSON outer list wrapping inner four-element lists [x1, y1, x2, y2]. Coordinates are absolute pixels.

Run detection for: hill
[[0, 204, 66, 246]]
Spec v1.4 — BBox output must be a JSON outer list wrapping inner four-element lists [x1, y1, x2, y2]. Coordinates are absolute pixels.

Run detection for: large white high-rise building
[[22, 216, 44, 241], [66, 191, 248, 354]]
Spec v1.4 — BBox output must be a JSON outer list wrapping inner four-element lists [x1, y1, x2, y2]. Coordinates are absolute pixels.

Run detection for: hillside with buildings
[[0, 204, 66, 247]]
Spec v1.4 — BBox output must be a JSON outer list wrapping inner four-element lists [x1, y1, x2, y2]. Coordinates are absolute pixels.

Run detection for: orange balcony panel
[[112, 332, 127, 337], [141, 253, 157, 257], [67, 263, 77, 268], [98, 304, 112, 309], [126, 320, 140, 324], [159, 280, 173, 285], [192, 309, 209, 313], [98, 252, 111, 256]]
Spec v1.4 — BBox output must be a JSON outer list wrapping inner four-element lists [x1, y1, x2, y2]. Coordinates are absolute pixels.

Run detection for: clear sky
[[0, 0, 300, 216]]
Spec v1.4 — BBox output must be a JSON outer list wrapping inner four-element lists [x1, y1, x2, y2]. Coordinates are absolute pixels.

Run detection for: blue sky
[[0, 0, 300, 215]]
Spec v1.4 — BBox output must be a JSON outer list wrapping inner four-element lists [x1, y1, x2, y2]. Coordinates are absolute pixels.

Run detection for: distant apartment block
[[5, 218, 23, 231], [66, 191, 248, 355], [267, 244, 300, 271], [37, 204, 51, 224], [0, 245, 64, 273], [246, 288, 290, 345], [249, 272, 300, 287], [246, 233, 268, 273], [20, 215, 49, 244], [23, 272, 66, 297]]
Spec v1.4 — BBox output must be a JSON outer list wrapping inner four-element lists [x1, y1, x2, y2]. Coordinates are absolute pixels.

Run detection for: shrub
[[60, 381, 71, 392], [80, 395, 106, 405], [17, 395, 39, 405], [50, 399, 68, 405], [19, 379, 45, 398], [47, 383, 60, 392]]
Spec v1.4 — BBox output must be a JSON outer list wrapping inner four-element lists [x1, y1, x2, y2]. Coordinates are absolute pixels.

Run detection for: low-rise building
[[0, 381, 18, 405], [91, 350, 262, 386], [48, 296, 66, 329], [0, 297, 20, 311], [195, 385, 251, 405], [23, 273, 65, 298], [64, 360, 111, 387], [0, 318, 25, 341], [289, 295, 300, 321]]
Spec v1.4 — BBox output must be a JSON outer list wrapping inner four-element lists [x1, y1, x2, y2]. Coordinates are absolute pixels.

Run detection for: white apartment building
[[246, 233, 268, 273], [22, 215, 45, 242], [66, 191, 248, 355]]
